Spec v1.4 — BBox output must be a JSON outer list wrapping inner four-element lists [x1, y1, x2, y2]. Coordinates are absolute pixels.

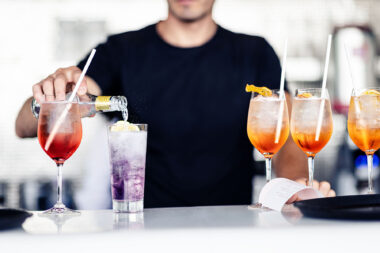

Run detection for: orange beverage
[[247, 90, 289, 182], [291, 95, 333, 157], [246, 84, 289, 210], [291, 126, 333, 157], [290, 88, 333, 187], [347, 94, 380, 155], [247, 125, 289, 158], [347, 88, 380, 193]]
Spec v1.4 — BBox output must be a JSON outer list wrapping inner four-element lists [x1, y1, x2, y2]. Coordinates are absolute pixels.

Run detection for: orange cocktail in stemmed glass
[[290, 88, 333, 187], [347, 88, 380, 193], [247, 88, 289, 182]]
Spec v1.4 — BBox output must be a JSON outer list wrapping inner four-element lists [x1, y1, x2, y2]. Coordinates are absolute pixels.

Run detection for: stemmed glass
[[290, 88, 333, 187], [347, 88, 380, 194], [247, 90, 289, 183], [37, 101, 82, 215]]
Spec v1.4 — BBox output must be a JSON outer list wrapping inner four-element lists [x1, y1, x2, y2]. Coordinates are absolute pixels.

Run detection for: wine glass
[[247, 90, 289, 182], [290, 88, 333, 187], [37, 101, 82, 215], [347, 88, 380, 194]]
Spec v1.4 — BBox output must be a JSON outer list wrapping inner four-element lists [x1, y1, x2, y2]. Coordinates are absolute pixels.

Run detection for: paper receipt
[[258, 178, 324, 211]]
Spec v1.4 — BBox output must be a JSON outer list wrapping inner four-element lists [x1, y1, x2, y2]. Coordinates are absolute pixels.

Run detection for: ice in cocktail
[[247, 93, 289, 157], [108, 121, 147, 213]]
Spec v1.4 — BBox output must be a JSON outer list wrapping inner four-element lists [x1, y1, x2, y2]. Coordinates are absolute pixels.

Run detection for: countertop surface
[[1, 205, 379, 252]]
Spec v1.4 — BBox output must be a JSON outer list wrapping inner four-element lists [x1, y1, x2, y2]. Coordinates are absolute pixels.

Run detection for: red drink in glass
[[37, 101, 82, 215], [38, 128, 82, 163]]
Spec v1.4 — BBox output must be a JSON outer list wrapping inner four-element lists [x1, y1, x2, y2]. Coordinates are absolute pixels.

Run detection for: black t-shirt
[[78, 23, 285, 208]]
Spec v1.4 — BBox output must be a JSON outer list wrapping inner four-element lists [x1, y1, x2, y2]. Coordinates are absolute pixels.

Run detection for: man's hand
[[32, 66, 89, 103], [15, 66, 101, 138], [287, 178, 336, 204]]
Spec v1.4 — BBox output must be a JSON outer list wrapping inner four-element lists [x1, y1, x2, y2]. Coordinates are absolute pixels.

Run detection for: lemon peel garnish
[[245, 84, 272, 97]]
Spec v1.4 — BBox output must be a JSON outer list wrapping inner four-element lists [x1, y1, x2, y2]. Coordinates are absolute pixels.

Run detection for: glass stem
[[367, 154, 374, 194], [307, 156, 314, 187], [56, 163, 64, 207], [265, 157, 272, 183]]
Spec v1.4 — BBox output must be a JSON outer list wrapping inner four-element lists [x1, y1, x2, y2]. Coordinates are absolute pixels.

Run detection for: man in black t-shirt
[[16, 0, 335, 208]]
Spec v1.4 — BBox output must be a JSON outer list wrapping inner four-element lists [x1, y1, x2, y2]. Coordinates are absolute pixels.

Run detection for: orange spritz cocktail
[[347, 88, 380, 193], [291, 96, 333, 157], [290, 88, 333, 186], [246, 85, 289, 182]]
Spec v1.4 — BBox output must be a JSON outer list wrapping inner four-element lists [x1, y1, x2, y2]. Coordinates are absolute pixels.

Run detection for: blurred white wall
[[1, 0, 380, 207]]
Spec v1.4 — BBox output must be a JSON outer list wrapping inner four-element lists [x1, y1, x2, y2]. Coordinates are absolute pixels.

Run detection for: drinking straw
[[275, 39, 288, 144], [45, 49, 96, 151], [344, 43, 360, 113], [315, 34, 332, 141], [344, 43, 367, 145], [344, 44, 356, 90]]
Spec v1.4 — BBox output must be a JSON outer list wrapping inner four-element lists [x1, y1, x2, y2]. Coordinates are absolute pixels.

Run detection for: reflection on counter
[[113, 213, 144, 230]]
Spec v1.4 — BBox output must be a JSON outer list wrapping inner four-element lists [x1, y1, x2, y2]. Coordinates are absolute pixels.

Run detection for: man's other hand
[[287, 178, 336, 204]]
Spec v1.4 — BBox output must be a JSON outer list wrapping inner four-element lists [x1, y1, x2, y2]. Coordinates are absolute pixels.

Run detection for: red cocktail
[[37, 101, 82, 215]]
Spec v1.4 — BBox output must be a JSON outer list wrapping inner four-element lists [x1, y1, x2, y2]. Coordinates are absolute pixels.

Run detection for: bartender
[[15, 0, 335, 208]]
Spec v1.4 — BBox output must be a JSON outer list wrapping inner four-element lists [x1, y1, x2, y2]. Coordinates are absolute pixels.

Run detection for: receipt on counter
[[258, 178, 324, 211]]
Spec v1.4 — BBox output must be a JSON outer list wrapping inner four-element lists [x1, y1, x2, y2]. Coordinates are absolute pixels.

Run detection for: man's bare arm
[[273, 92, 308, 179], [15, 66, 101, 138], [15, 97, 38, 138]]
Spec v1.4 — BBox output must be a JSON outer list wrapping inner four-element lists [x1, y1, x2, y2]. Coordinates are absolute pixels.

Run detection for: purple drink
[[108, 122, 147, 213]]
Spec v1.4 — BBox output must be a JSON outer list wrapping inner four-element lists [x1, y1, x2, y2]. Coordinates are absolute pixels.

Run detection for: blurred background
[[1, 0, 380, 210]]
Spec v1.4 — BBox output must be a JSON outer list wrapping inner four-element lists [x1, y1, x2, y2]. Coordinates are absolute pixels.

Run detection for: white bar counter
[[1, 205, 379, 252]]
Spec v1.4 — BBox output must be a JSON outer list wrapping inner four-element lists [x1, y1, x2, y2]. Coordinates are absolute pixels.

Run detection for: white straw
[[344, 43, 367, 145], [344, 44, 356, 89], [275, 39, 288, 144], [44, 49, 96, 151], [68, 49, 96, 102], [315, 35, 332, 141], [344, 44, 360, 113]]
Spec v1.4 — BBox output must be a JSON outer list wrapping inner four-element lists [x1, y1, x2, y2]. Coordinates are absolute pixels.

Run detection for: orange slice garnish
[[297, 92, 313, 98], [359, 89, 380, 110], [245, 84, 272, 97], [361, 89, 380, 96]]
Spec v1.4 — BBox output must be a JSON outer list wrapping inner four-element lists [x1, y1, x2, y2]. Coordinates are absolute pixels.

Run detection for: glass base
[[39, 203, 80, 217], [247, 202, 271, 211], [113, 199, 143, 213]]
